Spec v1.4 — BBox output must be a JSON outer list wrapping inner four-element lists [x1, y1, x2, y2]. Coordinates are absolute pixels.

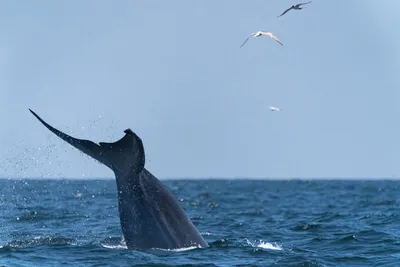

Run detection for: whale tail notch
[[29, 109, 145, 174], [99, 128, 145, 174]]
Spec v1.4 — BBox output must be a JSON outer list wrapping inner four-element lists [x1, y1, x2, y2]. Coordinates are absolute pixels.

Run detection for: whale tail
[[29, 109, 209, 250], [29, 109, 145, 174]]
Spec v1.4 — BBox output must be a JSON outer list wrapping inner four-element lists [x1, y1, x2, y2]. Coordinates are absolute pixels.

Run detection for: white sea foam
[[246, 239, 282, 250]]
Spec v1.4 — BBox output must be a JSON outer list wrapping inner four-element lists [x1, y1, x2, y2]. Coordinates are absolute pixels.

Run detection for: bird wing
[[271, 35, 284, 46], [263, 32, 284, 46], [277, 6, 293, 17], [298, 1, 311, 7], [240, 36, 251, 48]]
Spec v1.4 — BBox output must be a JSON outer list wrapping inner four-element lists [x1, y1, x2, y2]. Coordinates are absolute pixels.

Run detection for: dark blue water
[[1, 179, 399, 266]]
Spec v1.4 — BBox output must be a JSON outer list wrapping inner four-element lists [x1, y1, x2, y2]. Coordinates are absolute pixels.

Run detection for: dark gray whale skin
[[29, 109, 209, 250]]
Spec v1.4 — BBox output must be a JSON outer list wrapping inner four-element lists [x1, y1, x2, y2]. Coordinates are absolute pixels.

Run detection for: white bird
[[269, 106, 281, 111], [240, 31, 283, 48], [277, 1, 312, 18]]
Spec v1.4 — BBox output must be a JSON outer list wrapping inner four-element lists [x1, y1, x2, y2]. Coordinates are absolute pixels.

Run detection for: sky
[[1, 1, 400, 179]]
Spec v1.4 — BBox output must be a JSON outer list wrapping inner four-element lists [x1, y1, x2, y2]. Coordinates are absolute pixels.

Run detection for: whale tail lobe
[[29, 109, 145, 174]]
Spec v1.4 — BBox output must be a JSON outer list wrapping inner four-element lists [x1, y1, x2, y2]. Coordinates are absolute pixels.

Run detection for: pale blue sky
[[1, 1, 400, 179]]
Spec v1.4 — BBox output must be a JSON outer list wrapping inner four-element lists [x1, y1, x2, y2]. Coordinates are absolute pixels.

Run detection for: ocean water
[[1, 179, 399, 267]]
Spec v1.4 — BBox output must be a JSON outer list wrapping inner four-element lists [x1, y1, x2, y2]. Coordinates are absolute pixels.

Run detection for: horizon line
[[0, 176, 399, 181]]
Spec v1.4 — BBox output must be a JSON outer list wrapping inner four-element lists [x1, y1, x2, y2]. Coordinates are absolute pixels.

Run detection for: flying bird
[[277, 1, 312, 18], [240, 31, 283, 48], [269, 106, 281, 111]]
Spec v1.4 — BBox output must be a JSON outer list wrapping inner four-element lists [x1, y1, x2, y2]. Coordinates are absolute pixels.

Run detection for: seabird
[[277, 1, 312, 18], [240, 31, 283, 48], [269, 106, 281, 111]]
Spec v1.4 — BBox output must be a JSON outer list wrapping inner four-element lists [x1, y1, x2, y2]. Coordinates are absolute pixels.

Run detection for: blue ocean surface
[[1, 179, 399, 267]]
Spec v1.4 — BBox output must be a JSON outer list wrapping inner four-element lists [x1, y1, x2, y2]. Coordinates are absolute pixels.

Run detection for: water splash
[[246, 239, 282, 251]]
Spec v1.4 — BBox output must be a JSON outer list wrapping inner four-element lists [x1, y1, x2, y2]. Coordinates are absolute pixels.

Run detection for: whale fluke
[[29, 109, 112, 169], [29, 109, 209, 250]]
